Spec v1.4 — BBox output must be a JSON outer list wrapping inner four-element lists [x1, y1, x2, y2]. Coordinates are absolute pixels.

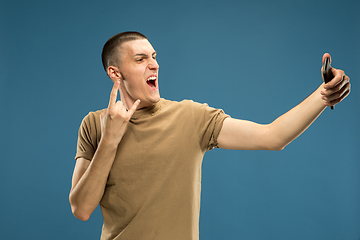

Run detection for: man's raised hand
[[100, 80, 140, 146], [320, 53, 351, 107]]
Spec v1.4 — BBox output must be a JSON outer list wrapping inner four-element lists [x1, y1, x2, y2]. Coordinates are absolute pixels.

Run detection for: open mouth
[[146, 76, 157, 88]]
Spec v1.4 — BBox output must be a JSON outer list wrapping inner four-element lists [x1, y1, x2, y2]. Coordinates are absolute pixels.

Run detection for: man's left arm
[[217, 53, 351, 151]]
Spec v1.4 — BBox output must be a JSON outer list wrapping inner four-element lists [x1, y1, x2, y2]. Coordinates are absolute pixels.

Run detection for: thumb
[[322, 53, 332, 65], [127, 99, 141, 116]]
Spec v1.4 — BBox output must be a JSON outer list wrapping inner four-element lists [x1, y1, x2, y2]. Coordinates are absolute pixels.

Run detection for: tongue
[[147, 81, 155, 88]]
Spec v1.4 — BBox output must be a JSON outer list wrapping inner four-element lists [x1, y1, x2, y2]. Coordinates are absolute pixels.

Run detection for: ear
[[107, 66, 122, 82]]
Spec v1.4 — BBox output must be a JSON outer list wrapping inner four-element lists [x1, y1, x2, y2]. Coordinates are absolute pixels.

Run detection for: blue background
[[1, 0, 359, 239]]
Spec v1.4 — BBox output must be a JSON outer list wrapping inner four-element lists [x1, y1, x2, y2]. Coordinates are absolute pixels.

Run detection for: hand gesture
[[100, 81, 140, 145], [320, 53, 351, 107]]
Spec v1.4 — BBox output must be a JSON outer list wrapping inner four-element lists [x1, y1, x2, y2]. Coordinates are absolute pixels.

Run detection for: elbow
[[259, 144, 285, 151], [71, 205, 91, 221], [271, 142, 288, 151], [272, 145, 286, 151], [76, 213, 91, 222], [267, 136, 289, 151], [265, 141, 287, 151], [69, 194, 91, 221]]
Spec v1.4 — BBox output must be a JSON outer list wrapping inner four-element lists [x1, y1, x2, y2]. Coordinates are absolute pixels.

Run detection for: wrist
[[99, 135, 121, 150]]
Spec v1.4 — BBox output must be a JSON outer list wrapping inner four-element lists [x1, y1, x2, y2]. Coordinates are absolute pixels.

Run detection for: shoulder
[[77, 109, 106, 147], [82, 109, 106, 121], [160, 98, 208, 109], [160, 98, 224, 116], [79, 108, 106, 130]]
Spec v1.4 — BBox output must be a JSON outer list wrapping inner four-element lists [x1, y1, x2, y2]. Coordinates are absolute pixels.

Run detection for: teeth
[[147, 76, 157, 81]]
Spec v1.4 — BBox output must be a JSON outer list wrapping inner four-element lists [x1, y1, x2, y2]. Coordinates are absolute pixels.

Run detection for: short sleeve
[[190, 101, 230, 151], [75, 111, 103, 160]]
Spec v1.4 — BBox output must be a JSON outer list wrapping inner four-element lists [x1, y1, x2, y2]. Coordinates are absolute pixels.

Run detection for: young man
[[69, 32, 350, 240]]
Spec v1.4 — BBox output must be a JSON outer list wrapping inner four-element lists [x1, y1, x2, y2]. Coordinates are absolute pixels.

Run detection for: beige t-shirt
[[75, 98, 229, 240]]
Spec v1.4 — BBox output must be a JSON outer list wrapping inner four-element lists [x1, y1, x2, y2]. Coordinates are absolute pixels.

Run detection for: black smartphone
[[323, 57, 334, 110]]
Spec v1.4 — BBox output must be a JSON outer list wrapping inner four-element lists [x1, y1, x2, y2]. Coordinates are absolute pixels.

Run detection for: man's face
[[117, 39, 160, 109]]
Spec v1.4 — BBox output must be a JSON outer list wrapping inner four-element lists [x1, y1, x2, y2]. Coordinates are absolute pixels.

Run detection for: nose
[[148, 58, 159, 70]]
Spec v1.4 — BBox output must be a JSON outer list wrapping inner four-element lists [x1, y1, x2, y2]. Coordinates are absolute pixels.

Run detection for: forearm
[[70, 81, 141, 221], [69, 139, 118, 221], [268, 84, 326, 149]]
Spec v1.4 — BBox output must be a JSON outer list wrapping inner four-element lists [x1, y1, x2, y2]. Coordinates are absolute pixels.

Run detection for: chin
[[153, 96, 161, 103], [140, 95, 160, 108], [149, 93, 161, 103]]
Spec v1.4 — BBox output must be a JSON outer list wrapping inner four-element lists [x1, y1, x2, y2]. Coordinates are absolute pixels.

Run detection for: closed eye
[[134, 52, 156, 62]]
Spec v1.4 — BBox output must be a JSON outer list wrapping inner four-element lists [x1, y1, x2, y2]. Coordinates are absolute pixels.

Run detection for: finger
[[326, 87, 350, 106], [324, 69, 344, 89], [127, 99, 141, 116], [336, 81, 351, 99], [108, 81, 120, 109], [323, 81, 350, 106], [325, 81, 351, 102], [322, 74, 349, 96], [118, 81, 129, 110], [334, 75, 350, 92]]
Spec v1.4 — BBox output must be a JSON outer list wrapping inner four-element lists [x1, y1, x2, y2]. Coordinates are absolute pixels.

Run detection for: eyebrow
[[133, 51, 157, 58]]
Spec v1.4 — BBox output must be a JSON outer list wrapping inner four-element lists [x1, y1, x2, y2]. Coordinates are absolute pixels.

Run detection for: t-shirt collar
[[131, 98, 163, 120]]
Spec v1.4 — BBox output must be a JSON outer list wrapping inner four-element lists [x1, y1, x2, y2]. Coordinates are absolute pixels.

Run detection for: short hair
[[101, 31, 147, 72]]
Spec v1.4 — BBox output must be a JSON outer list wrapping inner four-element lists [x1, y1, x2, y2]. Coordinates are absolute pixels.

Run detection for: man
[[69, 31, 350, 240]]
